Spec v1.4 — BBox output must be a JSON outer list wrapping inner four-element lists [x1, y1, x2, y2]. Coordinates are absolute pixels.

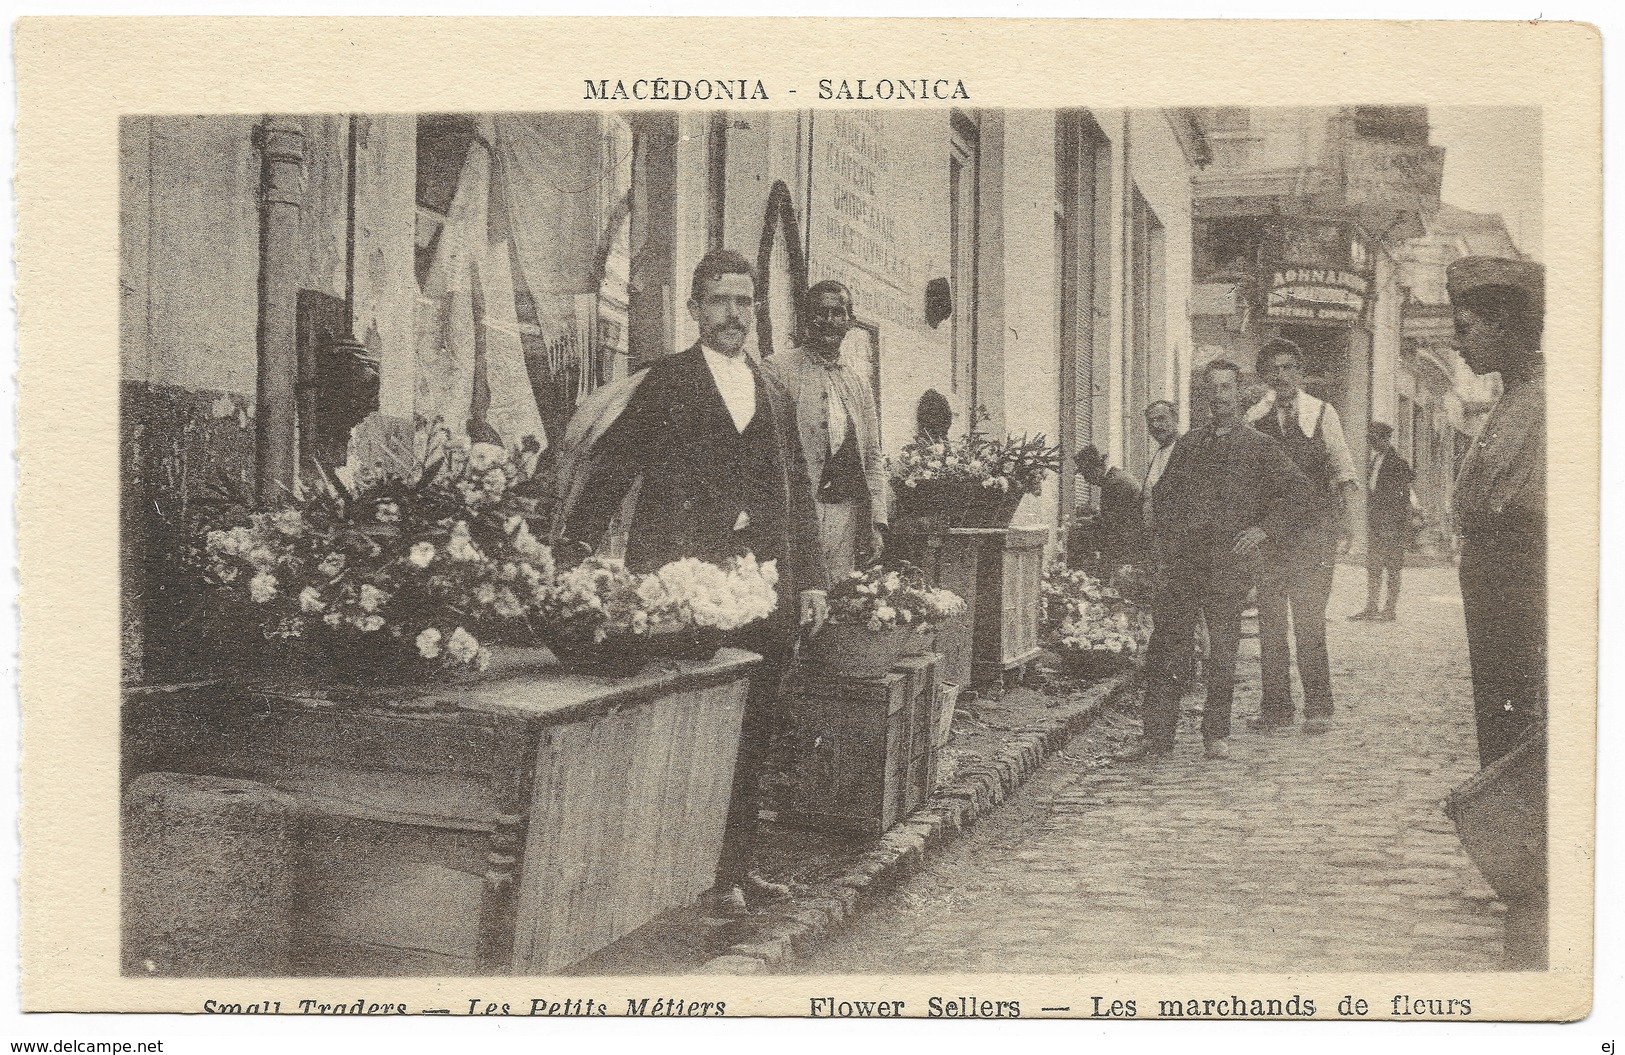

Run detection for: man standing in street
[[1120, 360, 1310, 762], [564, 248, 829, 914], [1448, 256, 1546, 768], [763, 280, 887, 581], [1075, 399, 1181, 560], [1350, 421, 1415, 622], [1247, 338, 1361, 735], [1448, 255, 1547, 972]]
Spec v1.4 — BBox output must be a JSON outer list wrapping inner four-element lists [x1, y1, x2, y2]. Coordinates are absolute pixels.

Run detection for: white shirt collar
[[701, 343, 755, 372], [700, 343, 758, 432], [1246, 388, 1323, 434]]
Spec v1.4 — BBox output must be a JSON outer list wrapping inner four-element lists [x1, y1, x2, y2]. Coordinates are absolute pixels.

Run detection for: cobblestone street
[[807, 562, 1508, 974]]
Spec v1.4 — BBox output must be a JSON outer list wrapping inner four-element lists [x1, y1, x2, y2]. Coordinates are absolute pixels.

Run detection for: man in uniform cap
[[1448, 255, 1546, 768], [1448, 254, 1547, 972]]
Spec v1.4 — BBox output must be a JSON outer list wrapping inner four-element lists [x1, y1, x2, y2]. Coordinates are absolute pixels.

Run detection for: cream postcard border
[[15, 16, 1600, 1018]]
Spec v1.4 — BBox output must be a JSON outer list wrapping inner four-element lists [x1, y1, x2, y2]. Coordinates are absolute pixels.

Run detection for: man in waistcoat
[[1350, 421, 1415, 622], [1246, 338, 1360, 736], [565, 249, 829, 915], [762, 280, 887, 582]]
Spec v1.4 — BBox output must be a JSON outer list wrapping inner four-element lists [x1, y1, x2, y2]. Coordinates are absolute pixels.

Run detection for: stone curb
[[698, 667, 1143, 974]]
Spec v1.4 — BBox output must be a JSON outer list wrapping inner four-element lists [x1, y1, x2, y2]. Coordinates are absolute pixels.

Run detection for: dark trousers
[[1142, 549, 1251, 749], [1460, 533, 1546, 768], [1366, 529, 1405, 613], [714, 624, 794, 887], [1258, 520, 1338, 722]]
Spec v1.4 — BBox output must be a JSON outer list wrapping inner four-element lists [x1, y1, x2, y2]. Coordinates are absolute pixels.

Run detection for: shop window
[[413, 113, 649, 453], [413, 115, 546, 451]]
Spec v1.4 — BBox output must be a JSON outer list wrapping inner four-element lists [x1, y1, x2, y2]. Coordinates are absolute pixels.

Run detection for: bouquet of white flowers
[[1039, 563, 1153, 674], [537, 552, 780, 671], [889, 407, 1060, 528], [805, 562, 965, 677]]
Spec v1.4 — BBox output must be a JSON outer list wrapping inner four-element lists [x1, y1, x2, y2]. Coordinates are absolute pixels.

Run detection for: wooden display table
[[122, 647, 759, 976]]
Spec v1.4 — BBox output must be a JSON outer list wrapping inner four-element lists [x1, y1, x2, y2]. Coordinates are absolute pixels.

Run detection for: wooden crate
[[780, 655, 939, 837], [122, 648, 758, 976], [892, 653, 940, 813], [890, 530, 980, 691], [967, 527, 1048, 691]]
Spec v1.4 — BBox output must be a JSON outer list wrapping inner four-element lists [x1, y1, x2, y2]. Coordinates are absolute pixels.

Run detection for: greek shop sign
[[1266, 267, 1369, 322]]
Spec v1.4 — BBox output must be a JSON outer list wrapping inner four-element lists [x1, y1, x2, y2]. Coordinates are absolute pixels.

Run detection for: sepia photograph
[[114, 100, 1552, 980], [14, 16, 1601, 1031]]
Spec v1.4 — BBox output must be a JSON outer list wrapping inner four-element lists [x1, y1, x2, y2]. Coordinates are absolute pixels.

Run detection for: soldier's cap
[[1446, 256, 1544, 315]]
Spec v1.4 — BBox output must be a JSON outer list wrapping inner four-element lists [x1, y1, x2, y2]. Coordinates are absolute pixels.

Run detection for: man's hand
[[1231, 526, 1267, 557], [870, 526, 887, 563], [800, 589, 829, 632], [1074, 444, 1108, 486], [1338, 532, 1354, 556]]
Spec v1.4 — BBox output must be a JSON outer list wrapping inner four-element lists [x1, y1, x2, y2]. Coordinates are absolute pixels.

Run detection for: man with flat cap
[[1448, 255, 1547, 769]]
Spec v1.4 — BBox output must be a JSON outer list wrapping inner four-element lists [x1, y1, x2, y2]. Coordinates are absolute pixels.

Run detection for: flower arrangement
[[806, 562, 966, 677], [823, 563, 964, 633], [890, 407, 1061, 498], [1039, 563, 1153, 671], [538, 553, 780, 647], [191, 420, 779, 681], [195, 424, 556, 677]]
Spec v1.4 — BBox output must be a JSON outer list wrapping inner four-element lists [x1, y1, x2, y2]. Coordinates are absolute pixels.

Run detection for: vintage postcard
[[14, 15, 1600, 1030]]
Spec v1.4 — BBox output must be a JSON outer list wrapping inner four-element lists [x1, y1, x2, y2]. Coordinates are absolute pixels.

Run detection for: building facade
[[119, 107, 1203, 681], [1189, 106, 1449, 549]]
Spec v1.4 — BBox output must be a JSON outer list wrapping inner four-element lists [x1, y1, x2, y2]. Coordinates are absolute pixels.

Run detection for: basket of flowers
[[536, 552, 780, 676], [1039, 563, 1153, 677], [190, 420, 781, 684], [192, 424, 558, 684], [889, 407, 1060, 530], [802, 563, 965, 678]]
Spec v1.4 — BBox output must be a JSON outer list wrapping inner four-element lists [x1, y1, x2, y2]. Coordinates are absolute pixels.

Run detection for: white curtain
[[413, 122, 548, 453], [492, 113, 617, 406]]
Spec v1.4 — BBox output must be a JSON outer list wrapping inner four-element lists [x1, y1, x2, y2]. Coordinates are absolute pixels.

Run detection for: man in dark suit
[[1118, 359, 1311, 763], [565, 249, 828, 914], [1351, 421, 1415, 622]]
